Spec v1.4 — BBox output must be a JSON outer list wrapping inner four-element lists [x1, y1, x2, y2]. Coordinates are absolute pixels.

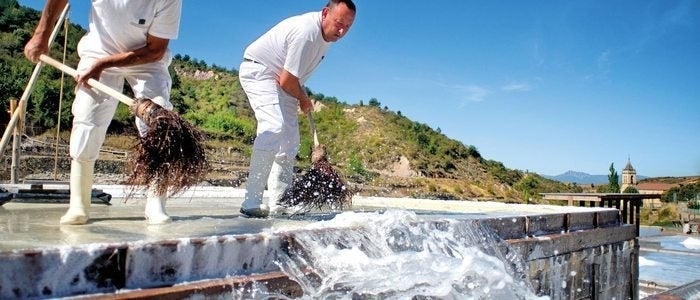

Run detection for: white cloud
[[583, 50, 611, 81], [426, 80, 491, 102], [394, 77, 492, 103], [501, 82, 532, 92], [596, 50, 610, 70], [530, 38, 545, 67], [457, 85, 491, 102]]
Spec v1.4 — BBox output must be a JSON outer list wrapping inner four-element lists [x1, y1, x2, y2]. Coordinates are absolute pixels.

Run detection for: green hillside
[[0, 0, 581, 202]]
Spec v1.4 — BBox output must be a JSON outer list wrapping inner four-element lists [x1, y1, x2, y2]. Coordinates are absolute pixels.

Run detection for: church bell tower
[[621, 157, 637, 192]]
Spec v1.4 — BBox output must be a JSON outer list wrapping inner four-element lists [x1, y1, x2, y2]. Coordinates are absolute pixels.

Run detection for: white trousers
[[239, 61, 300, 206], [238, 61, 300, 159], [70, 47, 173, 162]]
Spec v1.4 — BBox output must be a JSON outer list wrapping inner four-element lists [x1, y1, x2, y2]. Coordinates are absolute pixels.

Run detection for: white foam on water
[[266, 209, 549, 299], [681, 237, 700, 250], [638, 256, 659, 267]]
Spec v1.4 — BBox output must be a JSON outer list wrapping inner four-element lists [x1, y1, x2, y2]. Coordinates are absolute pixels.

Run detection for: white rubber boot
[[60, 160, 94, 225], [268, 156, 295, 216], [241, 149, 276, 218], [145, 188, 171, 225]]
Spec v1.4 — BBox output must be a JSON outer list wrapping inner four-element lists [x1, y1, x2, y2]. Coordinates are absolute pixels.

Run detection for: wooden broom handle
[[39, 54, 136, 107], [0, 4, 70, 158], [306, 110, 319, 147]]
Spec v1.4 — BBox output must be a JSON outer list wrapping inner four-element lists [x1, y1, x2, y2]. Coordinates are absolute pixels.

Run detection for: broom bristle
[[125, 105, 209, 196], [277, 145, 351, 213]]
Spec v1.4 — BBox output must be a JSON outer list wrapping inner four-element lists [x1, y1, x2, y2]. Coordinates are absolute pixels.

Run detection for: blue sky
[[19, 0, 700, 177]]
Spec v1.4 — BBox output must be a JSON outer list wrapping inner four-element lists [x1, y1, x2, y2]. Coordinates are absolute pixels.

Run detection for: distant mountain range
[[543, 171, 647, 185]]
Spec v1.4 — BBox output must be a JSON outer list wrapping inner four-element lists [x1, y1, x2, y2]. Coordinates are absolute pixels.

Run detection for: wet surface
[[639, 226, 700, 288], [0, 184, 634, 299], [0, 185, 313, 252], [0, 201, 313, 251], [0, 184, 617, 253]]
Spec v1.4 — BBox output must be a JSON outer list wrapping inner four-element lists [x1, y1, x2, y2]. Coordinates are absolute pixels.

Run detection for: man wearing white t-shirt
[[25, 0, 182, 225], [239, 0, 356, 218]]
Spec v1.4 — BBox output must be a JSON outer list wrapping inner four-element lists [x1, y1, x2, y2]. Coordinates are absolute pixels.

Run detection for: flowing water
[[228, 209, 549, 299]]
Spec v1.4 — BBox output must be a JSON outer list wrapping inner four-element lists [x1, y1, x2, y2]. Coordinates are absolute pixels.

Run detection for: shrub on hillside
[[187, 111, 254, 141]]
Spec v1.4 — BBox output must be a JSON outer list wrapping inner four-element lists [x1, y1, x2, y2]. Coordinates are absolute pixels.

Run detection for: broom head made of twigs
[[277, 144, 352, 213], [124, 98, 210, 196]]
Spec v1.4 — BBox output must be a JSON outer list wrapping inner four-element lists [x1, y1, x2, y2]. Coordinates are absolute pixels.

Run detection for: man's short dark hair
[[327, 0, 356, 13]]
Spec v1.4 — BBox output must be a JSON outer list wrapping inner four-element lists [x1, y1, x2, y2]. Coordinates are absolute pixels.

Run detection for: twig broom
[[39, 54, 209, 196], [277, 111, 351, 213]]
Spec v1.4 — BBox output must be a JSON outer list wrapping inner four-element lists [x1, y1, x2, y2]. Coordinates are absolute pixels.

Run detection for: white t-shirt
[[244, 11, 330, 84], [81, 0, 182, 58]]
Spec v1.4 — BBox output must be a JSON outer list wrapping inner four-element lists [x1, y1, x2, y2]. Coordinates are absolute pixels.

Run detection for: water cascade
[[233, 210, 549, 299]]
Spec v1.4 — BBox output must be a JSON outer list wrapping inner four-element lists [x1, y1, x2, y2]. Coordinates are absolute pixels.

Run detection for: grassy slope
[[165, 61, 580, 201]]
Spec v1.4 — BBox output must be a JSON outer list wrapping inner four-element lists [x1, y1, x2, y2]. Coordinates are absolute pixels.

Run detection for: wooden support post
[[591, 263, 598, 300], [9, 98, 21, 184], [634, 200, 641, 236]]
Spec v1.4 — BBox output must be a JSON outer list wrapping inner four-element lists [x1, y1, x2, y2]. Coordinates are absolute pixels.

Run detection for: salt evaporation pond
[[639, 227, 700, 288]]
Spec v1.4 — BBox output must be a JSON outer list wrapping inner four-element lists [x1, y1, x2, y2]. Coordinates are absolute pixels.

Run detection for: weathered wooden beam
[[86, 272, 302, 300]]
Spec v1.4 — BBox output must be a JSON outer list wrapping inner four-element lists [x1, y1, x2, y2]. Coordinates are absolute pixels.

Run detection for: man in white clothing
[[239, 0, 356, 217], [25, 0, 182, 225]]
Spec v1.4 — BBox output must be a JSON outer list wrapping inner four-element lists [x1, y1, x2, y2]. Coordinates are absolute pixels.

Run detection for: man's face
[[321, 3, 355, 42]]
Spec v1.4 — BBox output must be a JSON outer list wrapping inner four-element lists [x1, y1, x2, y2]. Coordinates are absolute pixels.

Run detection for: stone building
[[621, 158, 637, 192], [621, 159, 681, 210]]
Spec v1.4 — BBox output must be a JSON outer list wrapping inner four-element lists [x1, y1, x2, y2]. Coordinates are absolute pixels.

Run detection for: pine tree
[[608, 163, 620, 193]]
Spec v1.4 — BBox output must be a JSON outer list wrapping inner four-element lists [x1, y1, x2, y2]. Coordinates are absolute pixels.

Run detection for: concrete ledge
[[0, 234, 283, 298], [643, 280, 700, 300], [509, 225, 637, 261], [0, 213, 636, 299], [0, 188, 636, 299]]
